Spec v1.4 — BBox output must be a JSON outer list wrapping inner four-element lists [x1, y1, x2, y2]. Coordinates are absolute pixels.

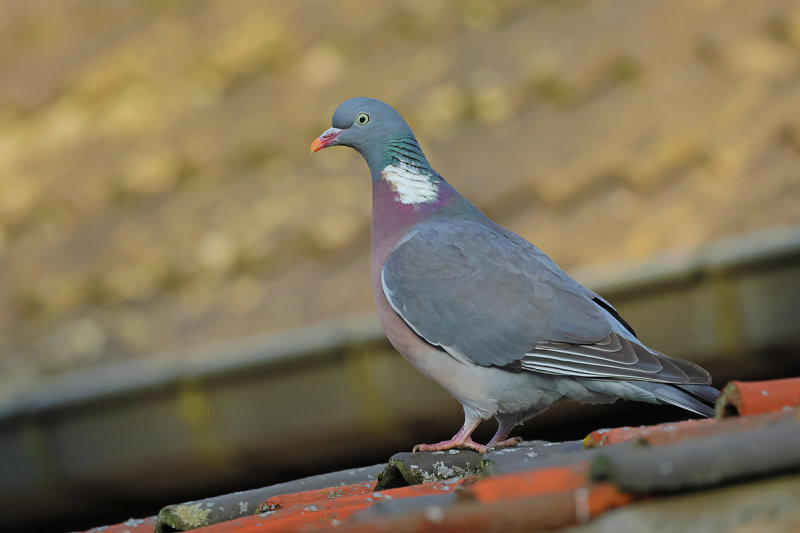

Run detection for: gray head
[[311, 97, 420, 175]]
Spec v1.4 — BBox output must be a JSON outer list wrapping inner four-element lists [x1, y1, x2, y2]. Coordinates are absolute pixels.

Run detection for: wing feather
[[381, 220, 710, 385]]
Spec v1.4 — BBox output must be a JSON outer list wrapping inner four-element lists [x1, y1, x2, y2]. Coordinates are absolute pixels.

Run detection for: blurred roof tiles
[[1, 0, 799, 396]]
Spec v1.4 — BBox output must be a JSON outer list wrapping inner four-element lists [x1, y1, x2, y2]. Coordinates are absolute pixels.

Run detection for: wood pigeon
[[311, 97, 718, 454]]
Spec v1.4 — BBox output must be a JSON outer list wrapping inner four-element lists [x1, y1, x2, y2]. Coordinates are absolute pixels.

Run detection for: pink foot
[[413, 438, 488, 455], [486, 436, 522, 450]]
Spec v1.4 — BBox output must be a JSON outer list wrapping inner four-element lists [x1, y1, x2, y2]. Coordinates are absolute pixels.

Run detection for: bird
[[311, 97, 719, 454]]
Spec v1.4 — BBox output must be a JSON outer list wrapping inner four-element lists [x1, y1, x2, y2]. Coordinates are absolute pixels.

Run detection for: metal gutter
[[0, 313, 384, 422], [3, 223, 799, 424], [572, 223, 800, 294]]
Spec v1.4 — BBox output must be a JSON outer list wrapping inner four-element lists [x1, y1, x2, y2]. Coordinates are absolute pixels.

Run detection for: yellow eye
[[356, 113, 370, 125]]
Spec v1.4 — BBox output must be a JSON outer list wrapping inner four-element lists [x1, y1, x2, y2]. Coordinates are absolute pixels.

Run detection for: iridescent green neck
[[379, 135, 434, 176]]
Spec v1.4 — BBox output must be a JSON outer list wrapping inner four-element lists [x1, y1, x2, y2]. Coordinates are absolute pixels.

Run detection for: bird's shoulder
[[386, 217, 577, 287], [381, 218, 618, 367]]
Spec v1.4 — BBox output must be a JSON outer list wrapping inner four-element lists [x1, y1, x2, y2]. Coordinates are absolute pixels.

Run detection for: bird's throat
[[381, 162, 439, 205], [376, 135, 441, 206]]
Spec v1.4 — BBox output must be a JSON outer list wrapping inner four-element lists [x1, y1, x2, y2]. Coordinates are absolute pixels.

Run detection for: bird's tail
[[631, 382, 720, 418]]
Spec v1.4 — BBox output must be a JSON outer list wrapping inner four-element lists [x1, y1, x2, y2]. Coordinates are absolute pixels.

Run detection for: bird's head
[[311, 97, 416, 173]]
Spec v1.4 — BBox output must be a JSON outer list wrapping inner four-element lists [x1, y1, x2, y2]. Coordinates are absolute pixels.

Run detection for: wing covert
[[380, 220, 711, 385], [380, 220, 611, 368]]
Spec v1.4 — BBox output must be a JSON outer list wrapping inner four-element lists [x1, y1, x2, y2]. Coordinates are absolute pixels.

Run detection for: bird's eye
[[356, 113, 370, 125]]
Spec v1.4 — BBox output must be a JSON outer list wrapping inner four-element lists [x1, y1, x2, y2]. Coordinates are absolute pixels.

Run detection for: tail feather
[[675, 383, 720, 406], [632, 382, 719, 418]]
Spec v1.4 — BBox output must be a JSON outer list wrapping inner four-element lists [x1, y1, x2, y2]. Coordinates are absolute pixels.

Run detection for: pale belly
[[372, 280, 601, 421]]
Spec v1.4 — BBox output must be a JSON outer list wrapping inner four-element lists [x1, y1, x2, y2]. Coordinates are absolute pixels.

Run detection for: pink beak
[[310, 127, 343, 153]]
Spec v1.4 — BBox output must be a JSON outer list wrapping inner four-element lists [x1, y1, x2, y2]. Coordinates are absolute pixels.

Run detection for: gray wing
[[381, 220, 710, 385]]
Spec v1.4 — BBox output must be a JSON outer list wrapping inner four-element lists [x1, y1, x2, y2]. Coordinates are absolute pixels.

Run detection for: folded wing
[[381, 220, 710, 385]]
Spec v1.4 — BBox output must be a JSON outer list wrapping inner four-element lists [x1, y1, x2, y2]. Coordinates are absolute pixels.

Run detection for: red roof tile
[[194, 479, 470, 533], [78, 378, 800, 532], [717, 377, 800, 417]]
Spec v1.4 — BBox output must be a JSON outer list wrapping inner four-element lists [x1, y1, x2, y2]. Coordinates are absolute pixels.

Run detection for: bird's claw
[[486, 436, 523, 450], [412, 438, 488, 455]]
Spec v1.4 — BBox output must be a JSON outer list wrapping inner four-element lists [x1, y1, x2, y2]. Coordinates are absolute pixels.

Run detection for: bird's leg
[[486, 414, 523, 449], [412, 416, 487, 454]]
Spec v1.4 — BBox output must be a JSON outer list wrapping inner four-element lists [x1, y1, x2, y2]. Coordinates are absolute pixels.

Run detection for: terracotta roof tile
[[80, 378, 800, 533], [717, 377, 800, 417]]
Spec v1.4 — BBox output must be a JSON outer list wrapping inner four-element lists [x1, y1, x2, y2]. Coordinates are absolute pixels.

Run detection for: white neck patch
[[381, 162, 439, 205]]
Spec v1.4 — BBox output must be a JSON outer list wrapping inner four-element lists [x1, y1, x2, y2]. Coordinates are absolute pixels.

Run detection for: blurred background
[[1, 0, 799, 531]]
